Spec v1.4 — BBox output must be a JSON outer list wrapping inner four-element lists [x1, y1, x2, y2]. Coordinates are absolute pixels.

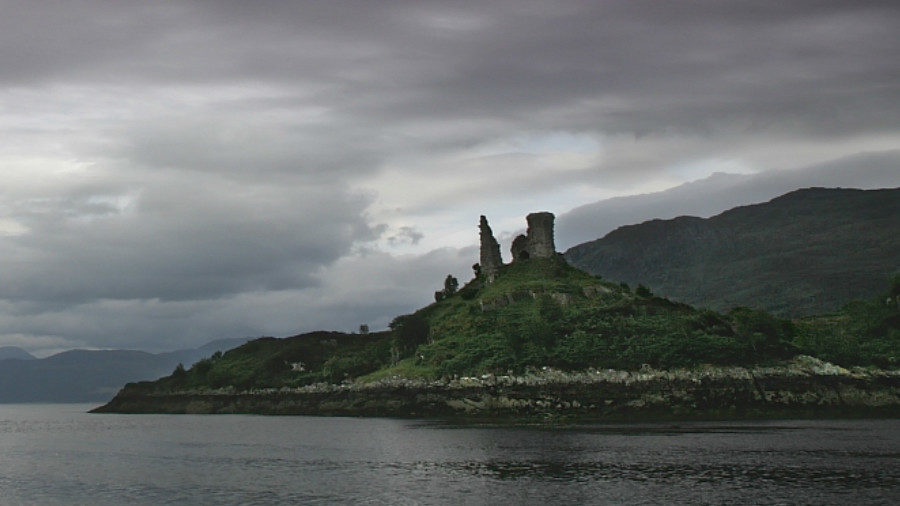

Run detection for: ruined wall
[[484, 211, 557, 281], [525, 212, 556, 259], [510, 234, 529, 261], [508, 212, 557, 262], [479, 215, 502, 282]]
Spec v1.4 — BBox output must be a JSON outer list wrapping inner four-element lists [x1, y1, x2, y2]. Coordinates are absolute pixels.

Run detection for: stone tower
[[525, 212, 556, 258], [510, 212, 556, 261], [479, 215, 502, 282]]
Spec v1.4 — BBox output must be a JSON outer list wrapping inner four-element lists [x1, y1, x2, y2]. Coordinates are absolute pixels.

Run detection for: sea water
[[0, 404, 897, 505]]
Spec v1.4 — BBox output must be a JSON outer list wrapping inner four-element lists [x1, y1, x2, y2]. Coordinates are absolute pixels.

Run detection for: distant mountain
[[0, 337, 250, 403], [565, 187, 900, 317], [556, 150, 900, 250], [157, 337, 251, 364], [0, 346, 36, 361]]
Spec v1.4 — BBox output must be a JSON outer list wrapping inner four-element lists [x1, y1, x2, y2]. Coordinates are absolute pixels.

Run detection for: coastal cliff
[[93, 357, 899, 420]]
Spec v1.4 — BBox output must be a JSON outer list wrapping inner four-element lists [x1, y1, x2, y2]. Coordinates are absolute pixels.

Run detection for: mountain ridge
[[565, 187, 900, 317], [0, 346, 36, 361], [0, 337, 250, 403], [555, 150, 900, 249]]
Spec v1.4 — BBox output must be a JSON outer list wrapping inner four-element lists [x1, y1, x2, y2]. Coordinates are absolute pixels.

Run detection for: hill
[[119, 255, 805, 394], [564, 187, 900, 317], [0, 346, 35, 361], [0, 337, 249, 403], [94, 212, 899, 418], [555, 151, 900, 249]]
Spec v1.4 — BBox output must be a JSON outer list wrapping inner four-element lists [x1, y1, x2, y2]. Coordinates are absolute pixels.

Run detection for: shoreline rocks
[[92, 357, 900, 421]]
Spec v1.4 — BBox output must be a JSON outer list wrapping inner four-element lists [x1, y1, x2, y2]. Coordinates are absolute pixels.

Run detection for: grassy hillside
[[391, 257, 798, 378], [137, 256, 838, 392], [148, 330, 394, 392], [564, 187, 900, 317]]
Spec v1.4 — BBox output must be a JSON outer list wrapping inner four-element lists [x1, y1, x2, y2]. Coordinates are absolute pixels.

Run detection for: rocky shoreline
[[92, 356, 900, 420]]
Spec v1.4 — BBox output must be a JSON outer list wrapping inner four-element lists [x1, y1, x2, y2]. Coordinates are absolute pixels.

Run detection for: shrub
[[635, 284, 653, 298], [193, 358, 212, 376], [390, 314, 430, 357]]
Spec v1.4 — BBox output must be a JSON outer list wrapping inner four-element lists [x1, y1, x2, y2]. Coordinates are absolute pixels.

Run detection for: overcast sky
[[1, 1, 898, 356]]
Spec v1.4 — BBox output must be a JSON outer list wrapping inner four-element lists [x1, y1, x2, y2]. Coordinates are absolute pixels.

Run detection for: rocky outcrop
[[93, 357, 900, 421], [479, 216, 503, 282]]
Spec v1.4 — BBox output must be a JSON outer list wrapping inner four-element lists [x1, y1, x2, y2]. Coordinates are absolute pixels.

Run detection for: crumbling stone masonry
[[524, 212, 556, 258], [479, 215, 503, 282], [510, 234, 529, 261], [480, 211, 557, 283], [511, 212, 556, 261]]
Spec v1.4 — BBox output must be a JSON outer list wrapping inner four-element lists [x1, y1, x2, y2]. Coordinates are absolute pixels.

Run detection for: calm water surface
[[0, 404, 897, 505]]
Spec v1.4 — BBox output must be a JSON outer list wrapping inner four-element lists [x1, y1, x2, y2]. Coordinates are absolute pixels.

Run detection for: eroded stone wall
[[483, 211, 557, 282], [479, 215, 503, 282], [525, 212, 556, 259]]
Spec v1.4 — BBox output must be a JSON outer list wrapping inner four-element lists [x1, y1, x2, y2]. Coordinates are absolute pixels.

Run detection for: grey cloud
[[4, 1, 897, 134], [0, 245, 476, 354], [387, 226, 424, 246], [557, 150, 900, 249], [1, 1, 898, 354], [1, 175, 379, 304]]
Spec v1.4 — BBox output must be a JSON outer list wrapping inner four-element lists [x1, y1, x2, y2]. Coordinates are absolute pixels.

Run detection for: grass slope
[[129, 256, 900, 393], [386, 257, 795, 379]]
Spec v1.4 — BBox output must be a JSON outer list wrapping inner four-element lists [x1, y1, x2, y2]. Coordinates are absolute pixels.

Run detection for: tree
[[389, 314, 429, 356], [890, 273, 900, 299], [359, 324, 369, 334], [171, 363, 187, 385]]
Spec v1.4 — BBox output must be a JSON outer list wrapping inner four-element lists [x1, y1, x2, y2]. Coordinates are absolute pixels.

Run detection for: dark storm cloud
[[2, 177, 378, 303], [1, 0, 898, 353], [5, 1, 898, 134]]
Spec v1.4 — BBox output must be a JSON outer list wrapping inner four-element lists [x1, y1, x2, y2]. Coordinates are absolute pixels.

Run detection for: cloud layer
[[1, 1, 898, 354]]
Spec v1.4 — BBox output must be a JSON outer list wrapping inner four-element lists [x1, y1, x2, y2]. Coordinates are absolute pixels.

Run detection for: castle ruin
[[478, 215, 503, 282], [479, 211, 556, 283]]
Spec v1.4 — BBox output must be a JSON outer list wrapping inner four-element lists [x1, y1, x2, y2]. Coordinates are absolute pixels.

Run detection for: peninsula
[[94, 212, 900, 419]]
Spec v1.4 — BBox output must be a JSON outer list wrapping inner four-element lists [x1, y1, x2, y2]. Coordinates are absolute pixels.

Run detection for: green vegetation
[[407, 257, 797, 377], [565, 187, 900, 317], [134, 258, 897, 393], [794, 273, 900, 368], [149, 331, 393, 391]]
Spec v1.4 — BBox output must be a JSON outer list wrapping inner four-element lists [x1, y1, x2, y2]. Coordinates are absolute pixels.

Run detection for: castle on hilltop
[[478, 212, 556, 282]]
